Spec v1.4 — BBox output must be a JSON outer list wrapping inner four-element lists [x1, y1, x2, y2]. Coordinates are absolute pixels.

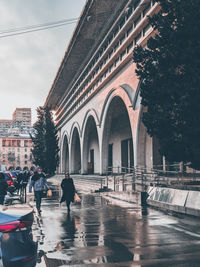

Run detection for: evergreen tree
[[44, 107, 60, 175], [31, 106, 60, 174], [31, 107, 46, 170], [133, 0, 200, 169]]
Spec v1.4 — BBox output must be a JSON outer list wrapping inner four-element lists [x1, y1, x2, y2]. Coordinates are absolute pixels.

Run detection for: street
[[30, 186, 200, 267]]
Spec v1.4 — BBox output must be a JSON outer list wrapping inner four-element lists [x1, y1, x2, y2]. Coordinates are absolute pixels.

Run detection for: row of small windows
[[59, 0, 155, 120], [2, 140, 31, 147], [2, 160, 29, 165], [2, 147, 29, 152], [2, 154, 32, 161]]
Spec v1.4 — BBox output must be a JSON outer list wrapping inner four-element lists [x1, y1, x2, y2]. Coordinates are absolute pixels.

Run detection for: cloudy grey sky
[[0, 0, 86, 123]]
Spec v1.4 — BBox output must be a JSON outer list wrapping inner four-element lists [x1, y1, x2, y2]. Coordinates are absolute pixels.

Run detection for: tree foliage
[[31, 106, 60, 174], [133, 0, 200, 169]]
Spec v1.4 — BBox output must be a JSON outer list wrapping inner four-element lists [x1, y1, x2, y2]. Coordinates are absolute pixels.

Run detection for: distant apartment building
[[0, 108, 34, 170], [0, 135, 33, 170], [12, 108, 32, 128]]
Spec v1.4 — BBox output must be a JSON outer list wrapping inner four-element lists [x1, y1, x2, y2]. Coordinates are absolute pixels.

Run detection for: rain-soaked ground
[[31, 189, 200, 267]]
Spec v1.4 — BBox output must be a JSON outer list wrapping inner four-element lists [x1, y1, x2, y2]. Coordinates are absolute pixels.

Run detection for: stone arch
[[69, 121, 82, 143], [70, 127, 81, 174], [101, 88, 134, 174], [81, 109, 100, 134], [61, 132, 70, 173], [136, 106, 162, 169], [82, 112, 100, 174]]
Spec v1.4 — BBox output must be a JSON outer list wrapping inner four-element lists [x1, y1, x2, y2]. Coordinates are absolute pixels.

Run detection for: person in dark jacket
[[60, 173, 75, 212], [29, 168, 49, 213], [0, 173, 8, 205]]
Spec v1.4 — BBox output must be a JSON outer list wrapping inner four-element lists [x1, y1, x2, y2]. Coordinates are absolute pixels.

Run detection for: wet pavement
[[31, 190, 200, 267]]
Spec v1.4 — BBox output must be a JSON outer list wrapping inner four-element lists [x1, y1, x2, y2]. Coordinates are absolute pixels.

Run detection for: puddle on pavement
[[32, 191, 142, 266], [31, 187, 200, 267]]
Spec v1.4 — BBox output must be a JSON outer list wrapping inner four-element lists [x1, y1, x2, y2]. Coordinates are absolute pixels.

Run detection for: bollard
[[132, 173, 135, 191], [122, 174, 125, 191], [140, 191, 148, 206], [114, 175, 116, 191]]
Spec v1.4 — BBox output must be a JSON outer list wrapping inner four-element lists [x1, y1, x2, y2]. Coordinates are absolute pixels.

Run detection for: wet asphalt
[[31, 190, 200, 267]]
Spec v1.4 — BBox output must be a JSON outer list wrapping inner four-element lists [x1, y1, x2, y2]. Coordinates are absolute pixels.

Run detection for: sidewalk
[[48, 174, 200, 217]]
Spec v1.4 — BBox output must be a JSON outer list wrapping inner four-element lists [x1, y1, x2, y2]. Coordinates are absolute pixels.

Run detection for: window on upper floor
[[143, 23, 151, 36], [134, 0, 141, 10], [127, 42, 133, 53], [135, 32, 142, 45], [113, 26, 119, 37], [127, 26, 133, 37], [120, 34, 125, 44], [143, 2, 151, 17], [114, 57, 119, 66], [134, 14, 141, 28], [109, 50, 113, 58], [105, 69, 109, 77], [125, 6, 133, 20], [119, 17, 125, 29], [109, 63, 114, 72], [114, 42, 120, 51], [120, 50, 126, 60]]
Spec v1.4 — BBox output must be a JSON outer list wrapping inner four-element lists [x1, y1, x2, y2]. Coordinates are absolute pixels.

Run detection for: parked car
[[0, 205, 38, 267], [2, 172, 14, 187]]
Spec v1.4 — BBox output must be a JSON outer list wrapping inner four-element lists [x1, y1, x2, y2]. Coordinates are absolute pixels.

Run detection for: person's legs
[[66, 200, 71, 212], [35, 191, 42, 212], [0, 195, 5, 205]]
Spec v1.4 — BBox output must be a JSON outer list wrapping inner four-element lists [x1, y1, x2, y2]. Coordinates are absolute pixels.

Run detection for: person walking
[[0, 173, 8, 205], [29, 168, 49, 213], [60, 173, 75, 212]]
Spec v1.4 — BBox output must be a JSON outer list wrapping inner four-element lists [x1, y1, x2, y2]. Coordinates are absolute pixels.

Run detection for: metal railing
[[105, 165, 200, 192]]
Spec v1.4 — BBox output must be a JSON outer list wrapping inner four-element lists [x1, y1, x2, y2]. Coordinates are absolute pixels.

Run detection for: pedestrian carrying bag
[[74, 193, 81, 203], [47, 189, 52, 198]]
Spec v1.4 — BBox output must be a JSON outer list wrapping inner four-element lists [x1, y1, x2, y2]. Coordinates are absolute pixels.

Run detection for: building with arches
[[45, 0, 162, 175]]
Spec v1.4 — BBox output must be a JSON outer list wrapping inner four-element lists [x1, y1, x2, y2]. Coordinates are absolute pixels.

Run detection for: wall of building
[[59, 59, 154, 174], [48, 0, 160, 175]]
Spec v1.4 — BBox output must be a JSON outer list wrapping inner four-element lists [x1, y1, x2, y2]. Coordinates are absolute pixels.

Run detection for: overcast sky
[[0, 0, 86, 124]]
